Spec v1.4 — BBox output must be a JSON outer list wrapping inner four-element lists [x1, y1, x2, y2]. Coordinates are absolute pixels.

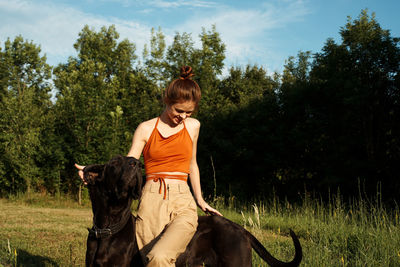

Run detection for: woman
[[76, 66, 221, 266]]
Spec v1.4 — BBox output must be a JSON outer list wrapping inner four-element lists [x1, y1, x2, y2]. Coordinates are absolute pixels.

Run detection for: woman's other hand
[[197, 199, 223, 216]]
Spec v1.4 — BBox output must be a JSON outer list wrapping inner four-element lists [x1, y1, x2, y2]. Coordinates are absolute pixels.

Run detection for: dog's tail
[[245, 228, 302, 267]]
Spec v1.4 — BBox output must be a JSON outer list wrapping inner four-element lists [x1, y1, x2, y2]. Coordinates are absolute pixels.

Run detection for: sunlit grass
[[0, 192, 399, 266], [213, 192, 400, 266], [0, 196, 90, 266]]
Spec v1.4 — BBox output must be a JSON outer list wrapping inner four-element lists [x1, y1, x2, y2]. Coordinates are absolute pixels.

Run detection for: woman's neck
[[160, 109, 178, 128]]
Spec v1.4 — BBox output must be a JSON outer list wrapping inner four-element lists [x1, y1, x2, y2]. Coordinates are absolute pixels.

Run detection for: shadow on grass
[[16, 249, 59, 267]]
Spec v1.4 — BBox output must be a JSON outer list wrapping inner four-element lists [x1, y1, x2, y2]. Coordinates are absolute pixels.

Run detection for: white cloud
[[0, 0, 310, 72], [174, 0, 310, 72], [0, 0, 151, 66], [148, 0, 218, 8], [95, 0, 218, 9]]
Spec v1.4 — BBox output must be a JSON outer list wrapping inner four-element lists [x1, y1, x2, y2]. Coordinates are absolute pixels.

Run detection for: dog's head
[[83, 155, 143, 200]]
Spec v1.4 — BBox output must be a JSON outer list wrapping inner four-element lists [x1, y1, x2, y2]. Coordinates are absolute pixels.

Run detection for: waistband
[[146, 174, 188, 199]]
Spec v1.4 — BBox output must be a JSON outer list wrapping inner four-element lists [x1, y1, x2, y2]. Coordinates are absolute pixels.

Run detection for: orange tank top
[[143, 117, 193, 175]]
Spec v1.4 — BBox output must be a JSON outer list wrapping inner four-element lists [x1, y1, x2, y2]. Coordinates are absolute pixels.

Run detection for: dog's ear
[[83, 164, 105, 185], [126, 157, 143, 200]]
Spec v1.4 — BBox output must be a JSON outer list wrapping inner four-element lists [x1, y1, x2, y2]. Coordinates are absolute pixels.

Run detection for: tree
[[53, 25, 158, 193], [196, 25, 226, 89], [339, 10, 400, 168], [276, 51, 317, 186], [0, 36, 52, 194], [220, 65, 277, 108], [143, 27, 168, 87], [165, 32, 196, 79], [256, 10, 400, 202], [142, 26, 227, 119], [197, 65, 281, 198], [316, 10, 399, 196]]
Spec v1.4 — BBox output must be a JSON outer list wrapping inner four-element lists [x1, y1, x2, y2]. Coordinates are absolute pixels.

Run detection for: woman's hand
[[74, 163, 86, 184], [196, 198, 223, 216]]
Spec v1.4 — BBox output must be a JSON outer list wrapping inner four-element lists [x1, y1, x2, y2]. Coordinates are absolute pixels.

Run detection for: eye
[[176, 108, 193, 114]]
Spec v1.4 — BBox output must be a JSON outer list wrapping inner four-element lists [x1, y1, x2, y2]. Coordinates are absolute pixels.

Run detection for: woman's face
[[165, 101, 196, 125]]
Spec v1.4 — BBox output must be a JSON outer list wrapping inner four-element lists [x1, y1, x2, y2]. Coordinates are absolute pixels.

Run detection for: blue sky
[[1, 0, 399, 74]]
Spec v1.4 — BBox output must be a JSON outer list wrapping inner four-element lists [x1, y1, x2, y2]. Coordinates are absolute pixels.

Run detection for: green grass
[[0, 199, 89, 266], [0, 192, 399, 266]]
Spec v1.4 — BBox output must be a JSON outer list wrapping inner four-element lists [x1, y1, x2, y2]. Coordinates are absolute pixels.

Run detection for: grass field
[[0, 193, 399, 266]]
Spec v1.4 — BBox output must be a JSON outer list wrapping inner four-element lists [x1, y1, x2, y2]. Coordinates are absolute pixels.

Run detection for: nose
[[180, 113, 187, 119]]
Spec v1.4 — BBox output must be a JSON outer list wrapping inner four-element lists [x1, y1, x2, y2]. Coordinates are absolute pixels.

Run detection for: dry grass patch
[[0, 198, 91, 266]]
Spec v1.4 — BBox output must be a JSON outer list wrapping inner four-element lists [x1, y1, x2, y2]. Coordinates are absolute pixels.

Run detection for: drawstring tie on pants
[[146, 174, 188, 199]]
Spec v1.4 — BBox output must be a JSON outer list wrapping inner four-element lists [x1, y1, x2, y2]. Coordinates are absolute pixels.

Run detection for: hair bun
[[180, 66, 194, 79]]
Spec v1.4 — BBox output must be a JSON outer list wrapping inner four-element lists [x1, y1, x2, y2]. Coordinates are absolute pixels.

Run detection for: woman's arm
[[76, 122, 148, 182], [127, 122, 148, 159], [188, 119, 222, 216]]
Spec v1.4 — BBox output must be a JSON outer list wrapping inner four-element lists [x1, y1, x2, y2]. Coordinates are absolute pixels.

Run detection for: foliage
[[53, 25, 161, 193], [0, 36, 52, 195], [0, 10, 399, 204], [197, 65, 281, 198], [143, 25, 227, 118], [281, 10, 400, 200]]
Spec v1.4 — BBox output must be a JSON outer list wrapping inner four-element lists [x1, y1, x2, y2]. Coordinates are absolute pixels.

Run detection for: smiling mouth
[[175, 117, 184, 123]]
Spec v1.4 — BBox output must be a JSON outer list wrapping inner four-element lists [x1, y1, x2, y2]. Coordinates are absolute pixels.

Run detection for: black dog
[[84, 156, 143, 266], [83, 155, 302, 267]]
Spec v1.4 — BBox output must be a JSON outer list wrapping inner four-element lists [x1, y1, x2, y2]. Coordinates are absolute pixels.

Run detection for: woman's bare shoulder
[[135, 117, 158, 135], [185, 118, 200, 132]]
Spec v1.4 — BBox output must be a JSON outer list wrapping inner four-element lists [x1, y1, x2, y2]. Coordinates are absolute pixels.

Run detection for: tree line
[[0, 10, 399, 204]]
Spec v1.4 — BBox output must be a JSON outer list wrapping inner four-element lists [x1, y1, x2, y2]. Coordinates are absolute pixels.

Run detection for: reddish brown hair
[[163, 66, 201, 106]]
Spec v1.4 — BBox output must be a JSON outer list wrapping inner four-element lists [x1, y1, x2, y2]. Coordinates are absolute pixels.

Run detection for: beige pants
[[136, 180, 198, 267]]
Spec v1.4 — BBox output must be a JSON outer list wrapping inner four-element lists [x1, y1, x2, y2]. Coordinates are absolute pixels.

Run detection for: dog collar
[[88, 213, 132, 239]]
